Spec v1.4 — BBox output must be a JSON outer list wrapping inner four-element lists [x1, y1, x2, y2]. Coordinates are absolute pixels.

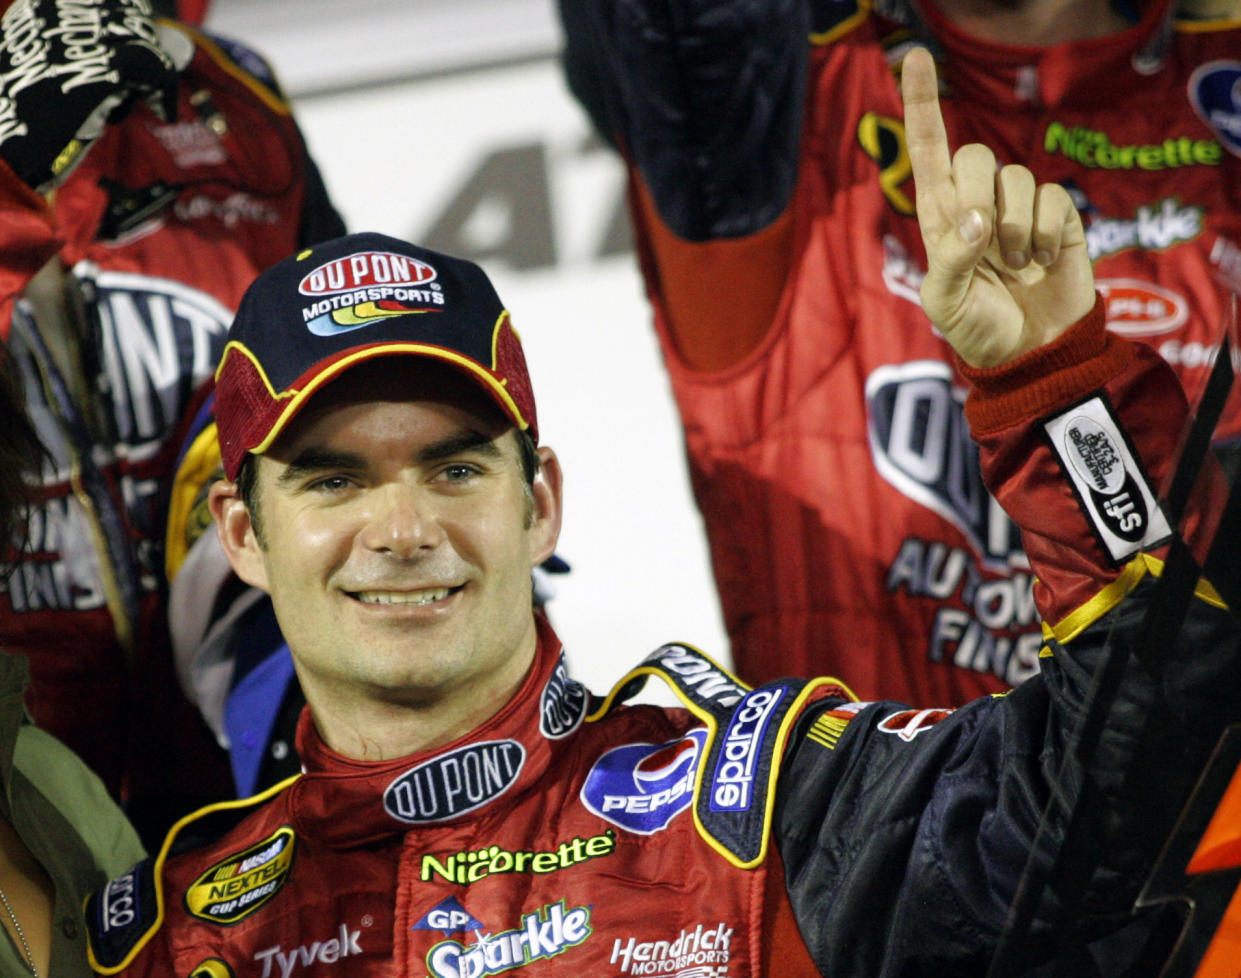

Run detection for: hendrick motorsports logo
[[185, 828, 295, 924], [298, 249, 445, 335], [424, 901, 592, 978], [611, 922, 734, 976], [383, 740, 525, 824], [582, 729, 709, 834]]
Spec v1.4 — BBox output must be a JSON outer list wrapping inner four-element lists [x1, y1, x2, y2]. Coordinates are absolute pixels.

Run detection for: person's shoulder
[[169, 23, 294, 116], [85, 778, 299, 976]]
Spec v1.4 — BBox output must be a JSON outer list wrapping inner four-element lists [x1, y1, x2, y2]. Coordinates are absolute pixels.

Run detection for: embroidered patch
[[1044, 395, 1172, 563], [85, 859, 158, 971], [184, 827, 296, 924], [540, 651, 588, 739], [384, 740, 525, 824], [581, 729, 709, 834]]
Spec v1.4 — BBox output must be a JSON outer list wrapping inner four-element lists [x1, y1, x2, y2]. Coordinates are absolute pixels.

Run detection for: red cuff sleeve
[[958, 294, 1133, 435]]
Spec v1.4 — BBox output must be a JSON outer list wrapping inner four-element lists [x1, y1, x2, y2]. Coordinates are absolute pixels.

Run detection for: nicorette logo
[[298, 251, 437, 295], [709, 687, 786, 813], [540, 652, 587, 739], [581, 729, 708, 834], [383, 740, 525, 824], [185, 828, 295, 924], [419, 831, 617, 885], [425, 902, 592, 978]]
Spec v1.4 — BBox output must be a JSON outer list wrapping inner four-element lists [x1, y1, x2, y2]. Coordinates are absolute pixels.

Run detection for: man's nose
[[358, 483, 441, 556]]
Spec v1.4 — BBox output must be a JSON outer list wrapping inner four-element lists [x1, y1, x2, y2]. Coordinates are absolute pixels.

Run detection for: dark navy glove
[[0, 0, 185, 190]]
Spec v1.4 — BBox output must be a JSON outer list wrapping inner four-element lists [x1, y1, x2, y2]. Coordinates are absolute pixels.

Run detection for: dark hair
[[234, 427, 541, 547], [0, 348, 45, 578]]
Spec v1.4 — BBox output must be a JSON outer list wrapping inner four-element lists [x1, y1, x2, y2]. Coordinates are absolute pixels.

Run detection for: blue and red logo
[[1190, 61, 1241, 158], [298, 249, 446, 336], [581, 729, 708, 834]]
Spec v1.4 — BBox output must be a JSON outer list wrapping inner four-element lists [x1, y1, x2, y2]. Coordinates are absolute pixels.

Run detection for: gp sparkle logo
[[297, 249, 446, 336]]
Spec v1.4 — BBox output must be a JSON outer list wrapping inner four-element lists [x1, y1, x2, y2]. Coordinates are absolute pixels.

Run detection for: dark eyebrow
[[275, 429, 504, 489]]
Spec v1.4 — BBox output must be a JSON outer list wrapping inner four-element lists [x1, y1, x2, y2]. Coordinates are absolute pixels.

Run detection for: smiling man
[[84, 52, 1239, 973]]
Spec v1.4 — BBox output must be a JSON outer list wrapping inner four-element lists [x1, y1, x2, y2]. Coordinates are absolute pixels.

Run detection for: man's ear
[[528, 446, 563, 567], [208, 478, 270, 593]]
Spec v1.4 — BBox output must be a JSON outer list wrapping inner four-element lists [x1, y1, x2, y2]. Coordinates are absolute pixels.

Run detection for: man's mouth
[[350, 586, 460, 606]]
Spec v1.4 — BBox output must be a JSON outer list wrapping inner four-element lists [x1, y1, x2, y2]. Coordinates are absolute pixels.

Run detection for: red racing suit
[[558, 0, 1241, 704], [84, 312, 1241, 976], [0, 21, 344, 834]]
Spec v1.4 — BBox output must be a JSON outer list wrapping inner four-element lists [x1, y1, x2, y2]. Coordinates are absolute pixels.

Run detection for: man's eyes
[[306, 474, 356, 493], [436, 463, 483, 483]]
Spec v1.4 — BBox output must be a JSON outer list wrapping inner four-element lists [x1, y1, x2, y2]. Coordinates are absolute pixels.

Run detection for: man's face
[[211, 359, 561, 732]]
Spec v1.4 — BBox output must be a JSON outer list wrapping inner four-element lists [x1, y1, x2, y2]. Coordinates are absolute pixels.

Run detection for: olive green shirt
[[0, 654, 145, 977]]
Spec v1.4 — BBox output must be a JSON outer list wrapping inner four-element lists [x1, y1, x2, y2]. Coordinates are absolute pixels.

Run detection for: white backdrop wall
[[205, 0, 730, 701]]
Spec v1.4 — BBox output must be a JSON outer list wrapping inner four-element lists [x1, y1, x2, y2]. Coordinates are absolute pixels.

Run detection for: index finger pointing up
[[901, 47, 954, 234]]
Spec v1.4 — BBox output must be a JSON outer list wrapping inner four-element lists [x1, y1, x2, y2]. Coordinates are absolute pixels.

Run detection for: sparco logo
[[99, 868, 138, 932], [298, 250, 437, 295], [185, 828, 295, 924], [425, 901, 592, 978], [866, 362, 1023, 566], [710, 687, 785, 813], [581, 729, 708, 834], [540, 652, 587, 739], [383, 740, 524, 823]]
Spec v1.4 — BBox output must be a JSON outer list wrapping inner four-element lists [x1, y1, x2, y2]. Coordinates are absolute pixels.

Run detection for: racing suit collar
[[285, 615, 590, 847], [917, 0, 1175, 110]]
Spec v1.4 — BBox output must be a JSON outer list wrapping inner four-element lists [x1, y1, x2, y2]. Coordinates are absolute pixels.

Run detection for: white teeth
[[355, 588, 451, 606]]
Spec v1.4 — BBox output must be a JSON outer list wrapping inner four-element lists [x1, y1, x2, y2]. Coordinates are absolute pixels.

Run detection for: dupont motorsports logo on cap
[[298, 249, 447, 336]]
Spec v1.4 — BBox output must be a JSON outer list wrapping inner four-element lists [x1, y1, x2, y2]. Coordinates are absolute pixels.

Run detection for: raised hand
[[0, 0, 189, 191], [900, 47, 1096, 368]]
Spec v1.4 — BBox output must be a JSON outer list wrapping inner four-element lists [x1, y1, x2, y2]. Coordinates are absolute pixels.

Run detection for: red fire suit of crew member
[[85, 306, 1240, 977], [0, 20, 344, 835], [558, 0, 1241, 704]]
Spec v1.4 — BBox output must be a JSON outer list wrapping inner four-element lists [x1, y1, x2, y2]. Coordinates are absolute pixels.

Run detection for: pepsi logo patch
[[540, 652, 587, 740], [581, 729, 709, 834], [1044, 396, 1172, 563], [1190, 61, 1241, 158], [1098, 278, 1188, 337], [877, 708, 955, 741], [384, 740, 525, 824]]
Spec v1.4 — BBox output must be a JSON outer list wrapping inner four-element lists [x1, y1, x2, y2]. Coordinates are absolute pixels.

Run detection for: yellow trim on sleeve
[[1046, 552, 1230, 646]]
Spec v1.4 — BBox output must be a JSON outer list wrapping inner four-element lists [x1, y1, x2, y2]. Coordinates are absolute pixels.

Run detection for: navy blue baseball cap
[[214, 232, 538, 480]]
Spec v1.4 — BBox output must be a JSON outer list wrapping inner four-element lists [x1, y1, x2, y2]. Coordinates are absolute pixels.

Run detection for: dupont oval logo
[[1098, 279, 1188, 336], [384, 740, 525, 824], [540, 652, 588, 740], [185, 827, 295, 924], [298, 251, 438, 296], [1190, 60, 1241, 158], [1063, 416, 1125, 494], [581, 729, 708, 834]]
